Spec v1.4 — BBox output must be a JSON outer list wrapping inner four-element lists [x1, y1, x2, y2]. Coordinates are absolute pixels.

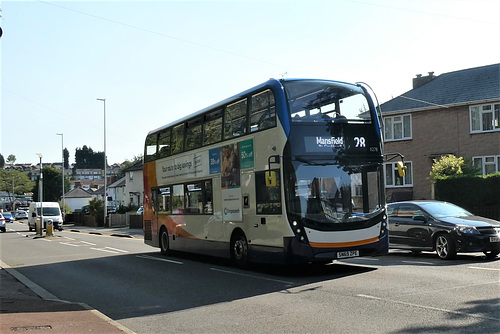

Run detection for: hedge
[[434, 174, 500, 219]]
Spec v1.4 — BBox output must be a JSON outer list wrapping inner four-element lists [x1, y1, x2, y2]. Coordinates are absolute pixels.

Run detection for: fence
[[109, 213, 143, 228], [67, 212, 143, 228]]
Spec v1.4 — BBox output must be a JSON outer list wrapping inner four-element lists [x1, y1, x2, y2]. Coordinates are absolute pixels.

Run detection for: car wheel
[[159, 227, 169, 256], [483, 250, 499, 259], [231, 231, 248, 268], [435, 234, 456, 260]]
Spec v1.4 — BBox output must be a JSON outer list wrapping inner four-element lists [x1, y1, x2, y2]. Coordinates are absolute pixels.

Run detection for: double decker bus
[[142, 78, 388, 266]]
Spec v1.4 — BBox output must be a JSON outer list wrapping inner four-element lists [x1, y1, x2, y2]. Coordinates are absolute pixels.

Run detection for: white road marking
[[91, 247, 121, 254], [468, 266, 500, 271], [136, 254, 183, 264], [402, 260, 434, 265], [357, 294, 500, 321], [59, 240, 97, 247], [60, 242, 80, 247], [90, 247, 129, 254], [104, 247, 129, 253]]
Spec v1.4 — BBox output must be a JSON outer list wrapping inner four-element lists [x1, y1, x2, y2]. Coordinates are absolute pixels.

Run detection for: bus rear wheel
[[231, 232, 248, 268], [159, 227, 170, 256]]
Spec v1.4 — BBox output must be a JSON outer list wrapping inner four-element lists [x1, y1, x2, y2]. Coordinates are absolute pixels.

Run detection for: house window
[[384, 115, 411, 141], [384, 162, 413, 187], [470, 103, 500, 133], [473, 156, 500, 175]]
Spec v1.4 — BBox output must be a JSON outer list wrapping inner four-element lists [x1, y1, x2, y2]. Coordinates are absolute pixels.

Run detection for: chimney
[[413, 71, 436, 89]]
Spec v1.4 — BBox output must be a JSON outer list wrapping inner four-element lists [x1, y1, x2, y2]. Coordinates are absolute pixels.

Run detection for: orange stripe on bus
[[309, 236, 379, 248]]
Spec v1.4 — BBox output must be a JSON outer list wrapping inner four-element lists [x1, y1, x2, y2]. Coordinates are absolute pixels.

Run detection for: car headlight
[[456, 225, 480, 235]]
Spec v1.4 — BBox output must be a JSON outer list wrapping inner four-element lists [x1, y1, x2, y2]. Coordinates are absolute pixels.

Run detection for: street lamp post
[[36, 153, 43, 236], [56, 133, 65, 219], [97, 98, 107, 226]]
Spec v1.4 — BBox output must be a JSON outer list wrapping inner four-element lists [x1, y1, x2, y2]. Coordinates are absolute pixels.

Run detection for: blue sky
[[1, 0, 499, 165]]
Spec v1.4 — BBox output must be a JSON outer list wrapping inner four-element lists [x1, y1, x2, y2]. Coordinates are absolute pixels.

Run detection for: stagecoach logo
[[316, 136, 344, 148], [224, 207, 240, 215]]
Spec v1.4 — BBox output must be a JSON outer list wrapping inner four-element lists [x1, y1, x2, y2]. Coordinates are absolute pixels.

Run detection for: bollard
[[46, 219, 54, 236], [36, 218, 42, 235]]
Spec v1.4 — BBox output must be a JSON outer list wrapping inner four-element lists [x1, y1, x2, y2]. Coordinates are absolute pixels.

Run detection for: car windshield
[[421, 202, 473, 218], [36, 207, 60, 216]]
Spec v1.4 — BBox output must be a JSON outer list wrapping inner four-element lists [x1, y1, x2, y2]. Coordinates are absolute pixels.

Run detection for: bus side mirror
[[397, 161, 407, 177], [265, 171, 277, 187]]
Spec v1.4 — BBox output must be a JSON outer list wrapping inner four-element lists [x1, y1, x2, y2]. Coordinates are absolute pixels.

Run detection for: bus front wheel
[[231, 232, 248, 268], [159, 227, 170, 256]]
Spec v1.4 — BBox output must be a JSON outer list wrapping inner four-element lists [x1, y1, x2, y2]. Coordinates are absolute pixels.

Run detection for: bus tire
[[159, 227, 170, 256], [231, 231, 248, 268]]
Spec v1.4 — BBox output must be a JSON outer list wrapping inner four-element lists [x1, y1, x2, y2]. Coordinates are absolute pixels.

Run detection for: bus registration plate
[[337, 250, 359, 259]]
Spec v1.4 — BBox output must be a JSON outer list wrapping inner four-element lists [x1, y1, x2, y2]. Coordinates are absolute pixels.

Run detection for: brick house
[[380, 63, 500, 201]]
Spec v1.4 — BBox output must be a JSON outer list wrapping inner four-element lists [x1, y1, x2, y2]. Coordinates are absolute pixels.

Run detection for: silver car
[[0, 213, 6, 232], [14, 210, 28, 220]]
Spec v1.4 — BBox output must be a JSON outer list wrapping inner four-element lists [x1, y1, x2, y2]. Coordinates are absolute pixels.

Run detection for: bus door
[[251, 169, 284, 246]]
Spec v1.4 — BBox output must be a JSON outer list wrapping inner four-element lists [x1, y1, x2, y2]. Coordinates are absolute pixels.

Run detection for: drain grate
[[11, 325, 52, 331]]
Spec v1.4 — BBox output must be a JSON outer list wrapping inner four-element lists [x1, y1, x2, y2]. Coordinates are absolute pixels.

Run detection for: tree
[[118, 154, 143, 178], [32, 166, 71, 202], [430, 154, 479, 181], [0, 154, 5, 168], [75, 146, 105, 169], [63, 148, 70, 169], [0, 170, 34, 208], [6, 154, 16, 166], [87, 197, 104, 226]]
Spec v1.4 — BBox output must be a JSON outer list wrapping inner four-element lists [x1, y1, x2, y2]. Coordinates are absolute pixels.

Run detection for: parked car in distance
[[2, 212, 14, 223], [14, 210, 28, 220], [388, 200, 500, 259], [0, 213, 6, 232]]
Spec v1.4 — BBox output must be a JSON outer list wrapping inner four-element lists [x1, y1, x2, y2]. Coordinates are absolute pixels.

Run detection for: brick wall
[[384, 104, 500, 200]]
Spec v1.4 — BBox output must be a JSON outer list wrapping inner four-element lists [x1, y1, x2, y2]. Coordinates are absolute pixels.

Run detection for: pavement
[[0, 224, 143, 333]]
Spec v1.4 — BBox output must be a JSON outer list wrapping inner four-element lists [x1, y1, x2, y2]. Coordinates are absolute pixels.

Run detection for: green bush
[[435, 174, 500, 207]]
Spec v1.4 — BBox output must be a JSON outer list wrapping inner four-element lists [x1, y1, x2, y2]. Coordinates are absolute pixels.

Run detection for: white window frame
[[472, 155, 500, 175], [384, 161, 413, 188], [470, 103, 500, 133], [383, 114, 412, 142]]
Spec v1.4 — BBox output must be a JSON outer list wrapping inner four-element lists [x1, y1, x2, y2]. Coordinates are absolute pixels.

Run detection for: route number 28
[[354, 137, 366, 148]]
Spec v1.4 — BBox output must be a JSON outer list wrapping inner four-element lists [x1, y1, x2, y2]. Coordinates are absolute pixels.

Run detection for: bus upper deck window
[[171, 124, 185, 155], [157, 129, 171, 159], [145, 133, 158, 162], [250, 90, 276, 132], [224, 99, 247, 139], [203, 109, 223, 145]]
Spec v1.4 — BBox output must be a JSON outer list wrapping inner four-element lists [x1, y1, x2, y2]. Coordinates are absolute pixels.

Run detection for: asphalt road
[[1, 220, 499, 334]]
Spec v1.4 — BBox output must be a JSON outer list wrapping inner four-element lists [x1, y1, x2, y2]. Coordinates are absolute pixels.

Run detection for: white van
[[28, 202, 64, 231]]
